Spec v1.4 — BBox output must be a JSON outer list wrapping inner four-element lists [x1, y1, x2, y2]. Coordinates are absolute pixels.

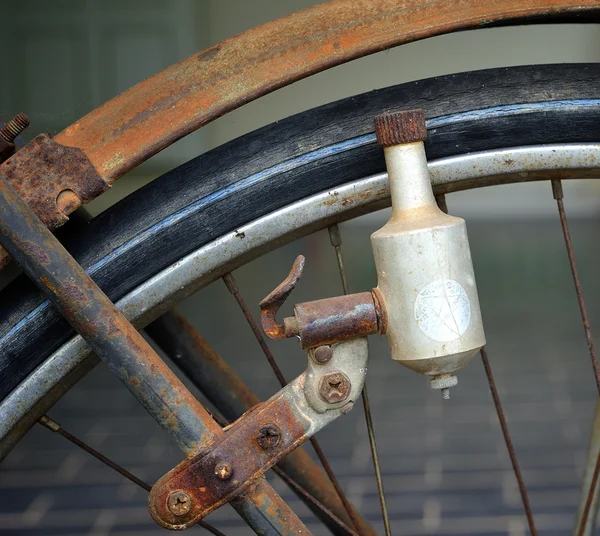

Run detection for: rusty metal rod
[[222, 272, 367, 534], [480, 347, 538, 536], [148, 309, 376, 536], [38, 415, 225, 536], [328, 224, 392, 536], [0, 172, 308, 535], [177, 386, 360, 536]]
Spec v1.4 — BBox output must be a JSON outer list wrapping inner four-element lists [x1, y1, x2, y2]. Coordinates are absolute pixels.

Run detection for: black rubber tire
[[1, 63, 599, 401]]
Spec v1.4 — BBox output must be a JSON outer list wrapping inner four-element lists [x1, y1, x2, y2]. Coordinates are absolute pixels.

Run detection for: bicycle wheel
[[1, 64, 600, 533]]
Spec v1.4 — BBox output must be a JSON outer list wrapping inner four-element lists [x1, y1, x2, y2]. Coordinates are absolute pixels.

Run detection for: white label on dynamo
[[414, 279, 471, 342]]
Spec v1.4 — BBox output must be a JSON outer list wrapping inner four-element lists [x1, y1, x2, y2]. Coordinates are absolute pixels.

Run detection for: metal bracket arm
[[0, 134, 108, 269], [148, 338, 369, 530]]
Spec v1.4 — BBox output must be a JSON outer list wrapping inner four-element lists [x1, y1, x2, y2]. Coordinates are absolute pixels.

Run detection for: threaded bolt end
[[0, 113, 30, 143], [429, 374, 458, 391], [374, 109, 427, 147]]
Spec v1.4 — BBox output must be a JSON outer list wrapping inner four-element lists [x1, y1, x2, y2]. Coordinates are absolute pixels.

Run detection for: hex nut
[[167, 491, 191, 516], [319, 371, 351, 404]]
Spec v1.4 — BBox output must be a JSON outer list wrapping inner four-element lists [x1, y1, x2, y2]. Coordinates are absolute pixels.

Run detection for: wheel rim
[[2, 142, 599, 450]]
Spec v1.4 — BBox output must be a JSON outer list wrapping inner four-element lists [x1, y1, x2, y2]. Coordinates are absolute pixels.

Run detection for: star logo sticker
[[414, 279, 471, 342]]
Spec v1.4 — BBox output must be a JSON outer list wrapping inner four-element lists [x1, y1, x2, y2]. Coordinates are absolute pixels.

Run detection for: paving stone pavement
[[0, 217, 598, 535]]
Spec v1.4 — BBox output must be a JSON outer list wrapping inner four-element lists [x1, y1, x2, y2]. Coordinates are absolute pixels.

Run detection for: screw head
[[167, 491, 191, 516], [313, 345, 333, 364], [214, 461, 233, 481], [257, 424, 281, 449], [319, 372, 351, 404]]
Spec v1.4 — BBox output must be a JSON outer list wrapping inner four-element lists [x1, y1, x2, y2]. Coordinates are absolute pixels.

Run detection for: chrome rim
[[1, 142, 599, 448]]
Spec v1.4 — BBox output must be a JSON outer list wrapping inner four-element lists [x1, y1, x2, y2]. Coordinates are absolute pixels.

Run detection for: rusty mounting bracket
[[260, 256, 387, 348], [148, 337, 369, 530], [0, 133, 108, 268]]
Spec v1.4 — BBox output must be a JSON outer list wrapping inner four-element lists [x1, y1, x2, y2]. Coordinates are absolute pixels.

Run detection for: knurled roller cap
[[429, 375, 458, 390], [374, 109, 427, 146]]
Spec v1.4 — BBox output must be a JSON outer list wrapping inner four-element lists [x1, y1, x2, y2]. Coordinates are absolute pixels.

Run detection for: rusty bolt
[[214, 461, 233, 481], [313, 345, 333, 364], [319, 372, 351, 404], [167, 491, 191, 516], [56, 189, 81, 214], [0, 113, 29, 144], [257, 424, 281, 449]]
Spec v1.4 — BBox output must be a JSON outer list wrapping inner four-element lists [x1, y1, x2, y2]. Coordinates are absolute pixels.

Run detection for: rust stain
[[197, 46, 221, 62], [40, 275, 58, 293], [0, 2, 592, 272], [0, 134, 107, 227], [21, 241, 50, 265]]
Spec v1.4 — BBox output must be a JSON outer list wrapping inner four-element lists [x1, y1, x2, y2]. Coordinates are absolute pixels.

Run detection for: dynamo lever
[[259, 255, 305, 339]]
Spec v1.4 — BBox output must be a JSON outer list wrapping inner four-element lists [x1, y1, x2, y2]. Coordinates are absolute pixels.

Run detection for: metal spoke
[[551, 180, 600, 394], [271, 466, 359, 536], [222, 272, 364, 533], [550, 180, 600, 535], [436, 194, 538, 535], [38, 415, 225, 536], [480, 348, 539, 536], [328, 224, 392, 536]]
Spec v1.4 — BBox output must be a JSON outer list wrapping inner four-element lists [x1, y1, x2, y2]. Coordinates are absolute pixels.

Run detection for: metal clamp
[[148, 337, 369, 529]]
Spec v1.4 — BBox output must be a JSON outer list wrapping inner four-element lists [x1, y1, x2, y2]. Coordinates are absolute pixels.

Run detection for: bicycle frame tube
[[0, 171, 309, 535]]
